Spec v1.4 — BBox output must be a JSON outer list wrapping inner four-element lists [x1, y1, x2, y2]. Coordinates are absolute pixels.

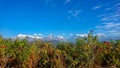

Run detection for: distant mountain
[[42, 36, 63, 42], [99, 36, 120, 41], [41, 36, 65, 45], [15, 34, 65, 45], [67, 34, 87, 43], [15, 34, 120, 44], [68, 34, 120, 43]]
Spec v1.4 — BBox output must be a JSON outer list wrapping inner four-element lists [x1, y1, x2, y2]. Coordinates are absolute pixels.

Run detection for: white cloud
[[16, 33, 66, 41], [105, 7, 112, 11], [40, 0, 53, 4], [108, 29, 120, 35], [100, 13, 120, 22], [73, 10, 81, 17], [57, 35, 64, 40], [96, 3, 120, 36], [96, 22, 120, 36], [96, 22, 120, 29], [17, 34, 27, 39], [114, 2, 120, 6], [65, 0, 71, 4], [68, 10, 82, 19], [108, 29, 119, 33], [16, 34, 43, 39], [76, 34, 87, 37], [98, 14, 107, 18], [92, 5, 102, 10]]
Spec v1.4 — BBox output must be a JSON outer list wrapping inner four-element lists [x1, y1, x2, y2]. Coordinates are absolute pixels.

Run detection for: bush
[[0, 32, 120, 68]]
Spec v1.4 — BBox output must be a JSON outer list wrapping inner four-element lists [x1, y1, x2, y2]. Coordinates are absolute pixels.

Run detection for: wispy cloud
[[105, 7, 112, 11], [108, 29, 120, 36], [96, 22, 120, 36], [67, 10, 82, 20], [96, 22, 120, 29], [100, 13, 120, 22], [114, 2, 120, 6], [96, 2, 120, 36], [40, 0, 53, 4], [65, 0, 71, 4], [92, 5, 102, 10], [99, 5, 120, 22]]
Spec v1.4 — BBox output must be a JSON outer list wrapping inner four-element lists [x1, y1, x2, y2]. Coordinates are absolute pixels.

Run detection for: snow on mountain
[[16, 34, 65, 42], [16, 34, 43, 39], [15, 33, 120, 43]]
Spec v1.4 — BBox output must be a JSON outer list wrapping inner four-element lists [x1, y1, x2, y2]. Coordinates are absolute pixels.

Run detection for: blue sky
[[0, 0, 120, 38]]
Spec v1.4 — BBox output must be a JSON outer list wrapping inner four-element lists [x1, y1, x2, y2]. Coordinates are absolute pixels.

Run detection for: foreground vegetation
[[0, 32, 120, 68]]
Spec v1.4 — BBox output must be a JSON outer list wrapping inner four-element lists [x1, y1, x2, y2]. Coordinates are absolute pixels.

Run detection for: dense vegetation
[[0, 32, 120, 68]]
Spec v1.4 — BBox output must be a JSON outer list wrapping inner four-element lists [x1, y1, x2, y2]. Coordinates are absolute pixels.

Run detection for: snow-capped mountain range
[[14, 33, 120, 43]]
